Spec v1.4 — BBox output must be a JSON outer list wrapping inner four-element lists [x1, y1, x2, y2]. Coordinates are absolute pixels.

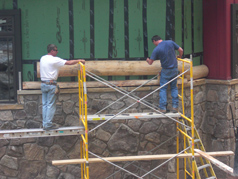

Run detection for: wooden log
[[23, 77, 187, 90], [0, 104, 24, 111], [37, 61, 163, 77], [194, 149, 237, 177], [23, 80, 160, 90], [185, 65, 209, 81], [37, 59, 196, 77], [52, 151, 234, 165]]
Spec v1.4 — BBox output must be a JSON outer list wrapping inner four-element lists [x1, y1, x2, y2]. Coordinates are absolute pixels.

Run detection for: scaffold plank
[[194, 149, 238, 177], [52, 151, 234, 165], [87, 112, 181, 121], [0, 126, 84, 139]]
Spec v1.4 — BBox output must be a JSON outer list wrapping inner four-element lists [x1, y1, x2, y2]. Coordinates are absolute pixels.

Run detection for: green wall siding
[[18, 0, 70, 60], [94, 0, 109, 58], [175, 0, 203, 66], [0, 0, 204, 81], [111, 0, 125, 80], [194, 0, 203, 53], [112, 0, 125, 59], [22, 64, 34, 82], [184, 0, 192, 55], [175, 0, 182, 47], [128, 0, 144, 58], [74, 0, 90, 59], [147, 0, 166, 57], [0, 0, 13, 9]]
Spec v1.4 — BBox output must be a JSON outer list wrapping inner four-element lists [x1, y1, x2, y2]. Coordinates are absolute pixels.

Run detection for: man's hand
[[79, 59, 85, 64], [146, 58, 153, 65], [177, 47, 183, 58], [65, 59, 85, 65]]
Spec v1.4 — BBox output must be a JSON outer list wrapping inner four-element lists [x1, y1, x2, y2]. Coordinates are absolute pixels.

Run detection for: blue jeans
[[41, 83, 57, 128], [159, 68, 179, 110]]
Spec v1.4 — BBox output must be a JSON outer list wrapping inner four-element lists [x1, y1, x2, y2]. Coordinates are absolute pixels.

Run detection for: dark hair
[[151, 35, 161, 42], [47, 44, 57, 53]]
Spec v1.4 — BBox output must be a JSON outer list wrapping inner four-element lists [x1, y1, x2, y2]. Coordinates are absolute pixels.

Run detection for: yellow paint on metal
[[78, 62, 89, 179], [92, 117, 106, 121], [176, 57, 216, 179]]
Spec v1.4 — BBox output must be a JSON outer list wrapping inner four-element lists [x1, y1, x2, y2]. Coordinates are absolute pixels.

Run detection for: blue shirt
[[150, 40, 179, 69]]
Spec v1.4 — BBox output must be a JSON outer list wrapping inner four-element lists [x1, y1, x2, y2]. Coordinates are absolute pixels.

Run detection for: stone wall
[[0, 79, 237, 179], [200, 82, 237, 178]]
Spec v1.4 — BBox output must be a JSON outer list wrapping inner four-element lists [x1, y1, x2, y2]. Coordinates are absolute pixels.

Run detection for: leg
[[45, 85, 57, 128], [170, 78, 178, 108], [170, 68, 179, 109], [41, 83, 48, 128], [159, 69, 169, 110]]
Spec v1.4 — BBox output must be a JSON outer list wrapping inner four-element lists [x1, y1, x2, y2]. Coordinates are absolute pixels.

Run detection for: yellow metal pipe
[[80, 119, 86, 126], [80, 140, 83, 179], [177, 58, 191, 63], [180, 114, 192, 123], [181, 62, 185, 115], [185, 170, 192, 177], [184, 134, 187, 179], [176, 125, 179, 179], [177, 128, 192, 140], [189, 56, 195, 179]]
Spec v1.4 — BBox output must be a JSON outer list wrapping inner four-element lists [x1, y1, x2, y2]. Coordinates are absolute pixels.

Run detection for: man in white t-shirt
[[40, 44, 85, 130]]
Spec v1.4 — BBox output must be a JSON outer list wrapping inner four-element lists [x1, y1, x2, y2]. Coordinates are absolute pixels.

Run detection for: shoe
[[158, 108, 166, 114], [171, 108, 178, 113], [43, 124, 59, 131]]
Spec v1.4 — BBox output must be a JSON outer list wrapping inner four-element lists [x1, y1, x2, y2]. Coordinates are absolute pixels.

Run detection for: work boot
[[43, 124, 59, 131], [171, 107, 178, 113], [158, 108, 166, 114]]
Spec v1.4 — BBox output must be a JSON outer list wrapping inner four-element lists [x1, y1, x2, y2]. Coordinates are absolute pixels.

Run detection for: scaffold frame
[[75, 57, 217, 179], [60, 57, 226, 178]]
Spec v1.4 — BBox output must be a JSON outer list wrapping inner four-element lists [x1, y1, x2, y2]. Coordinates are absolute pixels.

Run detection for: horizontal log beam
[[23, 80, 159, 90], [37, 60, 164, 77], [23, 78, 187, 90], [37, 59, 201, 77], [52, 151, 234, 165], [194, 149, 237, 177], [0, 104, 24, 111]]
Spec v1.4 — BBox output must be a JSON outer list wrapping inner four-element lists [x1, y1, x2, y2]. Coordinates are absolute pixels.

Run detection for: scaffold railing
[[60, 57, 220, 179], [78, 62, 89, 179], [176, 56, 216, 179]]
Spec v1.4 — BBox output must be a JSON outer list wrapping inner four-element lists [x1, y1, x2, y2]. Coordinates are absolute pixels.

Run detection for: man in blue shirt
[[146, 35, 183, 113]]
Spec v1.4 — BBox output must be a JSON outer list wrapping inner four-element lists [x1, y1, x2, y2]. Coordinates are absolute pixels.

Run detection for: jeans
[[41, 83, 57, 128], [159, 68, 179, 110]]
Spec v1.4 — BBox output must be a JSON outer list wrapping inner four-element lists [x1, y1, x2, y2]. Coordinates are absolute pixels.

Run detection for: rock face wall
[[0, 81, 236, 179]]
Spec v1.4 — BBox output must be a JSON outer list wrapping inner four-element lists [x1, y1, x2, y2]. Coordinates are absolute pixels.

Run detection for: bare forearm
[[177, 47, 183, 58], [65, 59, 85, 65], [146, 58, 154, 65]]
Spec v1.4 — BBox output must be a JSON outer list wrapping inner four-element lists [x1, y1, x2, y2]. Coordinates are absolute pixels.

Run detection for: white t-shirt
[[40, 55, 67, 81]]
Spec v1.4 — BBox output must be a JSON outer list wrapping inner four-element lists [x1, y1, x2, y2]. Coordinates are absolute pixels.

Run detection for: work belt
[[41, 80, 57, 85]]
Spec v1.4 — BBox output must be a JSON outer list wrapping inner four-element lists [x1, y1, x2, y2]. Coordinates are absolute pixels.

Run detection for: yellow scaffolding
[[78, 62, 89, 179], [177, 57, 216, 179], [75, 58, 218, 179]]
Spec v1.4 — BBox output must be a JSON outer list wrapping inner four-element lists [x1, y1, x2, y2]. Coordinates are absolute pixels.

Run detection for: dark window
[[0, 10, 21, 103]]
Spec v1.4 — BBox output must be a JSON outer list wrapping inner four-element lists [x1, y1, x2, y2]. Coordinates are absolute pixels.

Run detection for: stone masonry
[[0, 79, 237, 179]]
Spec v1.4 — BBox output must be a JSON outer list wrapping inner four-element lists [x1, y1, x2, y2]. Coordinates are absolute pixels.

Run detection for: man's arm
[[146, 58, 154, 65], [177, 47, 183, 58], [65, 59, 85, 65]]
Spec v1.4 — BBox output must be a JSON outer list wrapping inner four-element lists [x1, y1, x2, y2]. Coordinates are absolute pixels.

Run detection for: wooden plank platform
[[87, 112, 181, 121], [0, 104, 24, 111], [195, 149, 238, 177], [52, 151, 234, 165], [0, 126, 85, 139]]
